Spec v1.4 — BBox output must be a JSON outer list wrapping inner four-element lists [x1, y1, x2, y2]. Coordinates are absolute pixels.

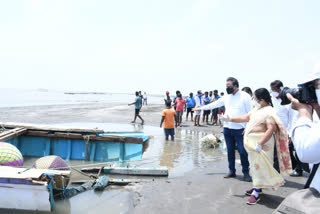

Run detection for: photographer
[[288, 84, 320, 191], [274, 71, 320, 213]]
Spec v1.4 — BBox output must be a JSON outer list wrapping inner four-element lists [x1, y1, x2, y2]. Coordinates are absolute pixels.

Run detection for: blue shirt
[[135, 96, 142, 109], [173, 96, 177, 107], [203, 97, 211, 105], [186, 97, 195, 108]]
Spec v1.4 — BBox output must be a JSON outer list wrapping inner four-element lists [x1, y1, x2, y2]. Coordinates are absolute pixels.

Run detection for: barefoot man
[[128, 91, 144, 124]]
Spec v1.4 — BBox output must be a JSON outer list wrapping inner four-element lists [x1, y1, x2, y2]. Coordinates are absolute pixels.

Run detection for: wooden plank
[[0, 127, 25, 137], [71, 178, 145, 186], [25, 131, 143, 144], [81, 166, 169, 176], [0, 128, 27, 141], [0, 166, 71, 179], [0, 122, 104, 133]]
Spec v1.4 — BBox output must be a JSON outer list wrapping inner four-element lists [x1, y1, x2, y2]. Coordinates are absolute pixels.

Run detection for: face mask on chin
[[226, 87, 234, 94], [271, 91, 279, 98], [253, 99, 261, 108]]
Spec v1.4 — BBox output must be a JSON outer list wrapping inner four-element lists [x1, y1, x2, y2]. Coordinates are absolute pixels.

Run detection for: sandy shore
[[0, 103, 308, 214]]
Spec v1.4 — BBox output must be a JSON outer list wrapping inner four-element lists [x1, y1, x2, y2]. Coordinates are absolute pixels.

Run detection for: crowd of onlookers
[[163, 90, 226, 127], [156, 72, 320, 208], [128, 70, 320, 209]]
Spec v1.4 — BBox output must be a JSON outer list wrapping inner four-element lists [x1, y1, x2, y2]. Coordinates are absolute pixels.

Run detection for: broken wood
[[25, 130, 143, 144], [0, 122, 104, 133], [71, 178, 148, 186], [0, 128, 27, 141], [81, 166, 169, 176]]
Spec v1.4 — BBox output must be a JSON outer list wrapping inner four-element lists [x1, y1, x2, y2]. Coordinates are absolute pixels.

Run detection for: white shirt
[[287, 104, 299, 137], [292, 117, 320, 192], [200, 90, 252, 129], [272, 97, 290, 129], [194, 95, 203, 108]]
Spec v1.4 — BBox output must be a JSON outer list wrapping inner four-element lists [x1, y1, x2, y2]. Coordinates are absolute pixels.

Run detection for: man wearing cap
[[164, 91, 171, 104], [287, 68, 320, 193]]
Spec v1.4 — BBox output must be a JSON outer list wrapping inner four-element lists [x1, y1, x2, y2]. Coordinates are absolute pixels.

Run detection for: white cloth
[[194, 95, 202, 108], [272, 97, 290, 129], [200, 91, 252, 129], [287, 104, 299, 137], [292, 117, 320, 192]]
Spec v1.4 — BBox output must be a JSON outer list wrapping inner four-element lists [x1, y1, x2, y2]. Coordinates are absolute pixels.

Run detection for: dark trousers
[[223, 128, 249, 175], [289, 143, 303, 173], [273, 145, 280, 173]]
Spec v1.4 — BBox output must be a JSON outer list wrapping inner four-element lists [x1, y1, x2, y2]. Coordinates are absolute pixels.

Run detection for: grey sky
[[0, 0, 319, 95]]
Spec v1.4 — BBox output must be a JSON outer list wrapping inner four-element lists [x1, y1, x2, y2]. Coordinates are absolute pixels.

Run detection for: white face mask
[[316, 89, 320, 106], [253, 99, 261, 108], [271, 91, 279, 98], [316, 79, 320, 106]]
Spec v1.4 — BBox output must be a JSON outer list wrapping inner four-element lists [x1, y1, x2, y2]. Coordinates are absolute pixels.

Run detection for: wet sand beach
[[0, 103, 308, 214]]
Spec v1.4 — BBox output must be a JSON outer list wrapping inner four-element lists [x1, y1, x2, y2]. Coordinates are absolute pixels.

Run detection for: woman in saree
[[224, 88, 292, 205]]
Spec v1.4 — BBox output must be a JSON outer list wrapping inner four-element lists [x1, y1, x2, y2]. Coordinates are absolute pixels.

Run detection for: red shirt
[[175, 98, 186, 111]]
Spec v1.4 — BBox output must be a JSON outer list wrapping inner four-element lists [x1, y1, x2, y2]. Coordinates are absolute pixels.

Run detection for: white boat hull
[[0, 183, 51, 212]]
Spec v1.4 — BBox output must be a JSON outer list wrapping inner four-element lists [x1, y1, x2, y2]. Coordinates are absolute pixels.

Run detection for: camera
[[279, 81, 317, 105]]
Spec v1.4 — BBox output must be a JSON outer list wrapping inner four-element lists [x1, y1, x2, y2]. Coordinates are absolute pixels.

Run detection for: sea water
[[0, 88, 163, 107]]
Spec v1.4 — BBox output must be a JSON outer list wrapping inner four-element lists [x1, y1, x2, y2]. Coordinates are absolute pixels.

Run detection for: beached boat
[[0, 122, 149, 162], [0, 166, 71, 212]]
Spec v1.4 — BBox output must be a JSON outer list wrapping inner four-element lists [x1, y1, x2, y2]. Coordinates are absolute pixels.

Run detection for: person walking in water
[[160, 100, 177, 140], [128, 91, 144, 124]]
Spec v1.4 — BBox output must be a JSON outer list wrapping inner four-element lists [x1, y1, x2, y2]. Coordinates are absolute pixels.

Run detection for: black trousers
[[289, 143, 303, 173]]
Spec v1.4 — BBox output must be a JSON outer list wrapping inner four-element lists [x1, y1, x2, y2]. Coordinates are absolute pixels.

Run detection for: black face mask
[[226, 87, 234, 94]]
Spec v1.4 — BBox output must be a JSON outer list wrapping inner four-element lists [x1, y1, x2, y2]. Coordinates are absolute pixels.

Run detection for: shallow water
[[1, 122, 227, 214], [0, 89, 163, 107], [51, 122, 227, 178]]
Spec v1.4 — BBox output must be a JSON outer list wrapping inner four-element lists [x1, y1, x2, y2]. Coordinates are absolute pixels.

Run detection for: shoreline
[[0, 103, 222, 133], [0, 103, 308, 214]]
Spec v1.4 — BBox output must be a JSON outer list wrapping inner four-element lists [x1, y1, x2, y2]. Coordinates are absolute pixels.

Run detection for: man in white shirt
[[270, 80, 302, 176], [194, 77, 252, 181], [288, 69, 320, 192], [194, 90, 203, 126]]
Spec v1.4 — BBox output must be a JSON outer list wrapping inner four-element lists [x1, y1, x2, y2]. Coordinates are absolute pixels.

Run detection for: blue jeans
[[223, 128, 249, 175]]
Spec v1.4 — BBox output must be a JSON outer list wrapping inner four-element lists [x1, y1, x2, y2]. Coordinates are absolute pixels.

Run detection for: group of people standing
[[163, 90, 226, 127], [161, 76, 313, 205], [129, 72, 320, 210], [192, 76, 316, 205]]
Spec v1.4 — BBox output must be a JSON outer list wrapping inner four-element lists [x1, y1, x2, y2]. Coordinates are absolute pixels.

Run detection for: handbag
[[273, 164, 320, 214]]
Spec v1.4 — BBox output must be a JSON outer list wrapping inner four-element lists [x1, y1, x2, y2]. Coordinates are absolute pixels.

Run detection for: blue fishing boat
[[0, 122, 149, 162]]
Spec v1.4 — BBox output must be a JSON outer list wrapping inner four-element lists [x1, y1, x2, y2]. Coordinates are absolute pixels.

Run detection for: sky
[[0, 0, 320, 95]]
